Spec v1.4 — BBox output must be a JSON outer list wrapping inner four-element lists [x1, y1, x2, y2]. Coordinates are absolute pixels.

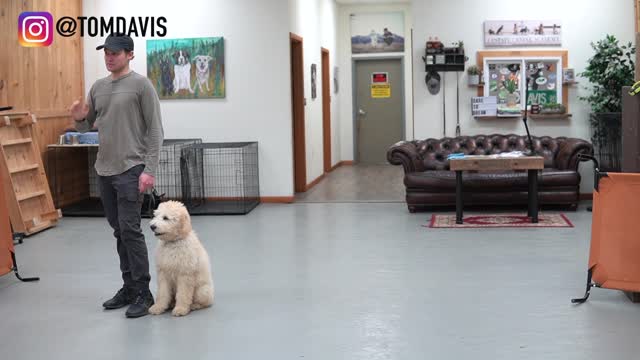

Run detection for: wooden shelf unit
[[0, 111, 60, 235], [474, 113, 572, 120]]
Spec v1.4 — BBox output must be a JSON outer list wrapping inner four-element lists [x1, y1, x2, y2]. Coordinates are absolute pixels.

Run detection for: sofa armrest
[[387, 140, 423, 173], [554, 138, 594, 170]]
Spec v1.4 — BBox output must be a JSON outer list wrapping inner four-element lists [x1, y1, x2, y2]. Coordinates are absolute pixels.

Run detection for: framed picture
[[484, 20, 562, 47], [350, 12, 405, 54], [563, 68, 575, 83], [146, 37, 225, 99], [311, 64, 317, 99]]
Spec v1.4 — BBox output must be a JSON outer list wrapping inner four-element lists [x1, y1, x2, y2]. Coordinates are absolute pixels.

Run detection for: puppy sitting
[[148, 201, 214, 316]]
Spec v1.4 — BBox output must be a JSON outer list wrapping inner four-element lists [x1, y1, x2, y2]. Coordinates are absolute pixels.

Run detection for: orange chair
[[573, 154, 640, 303], [0, 168, 38, 281], [1, 186, 12, 277]]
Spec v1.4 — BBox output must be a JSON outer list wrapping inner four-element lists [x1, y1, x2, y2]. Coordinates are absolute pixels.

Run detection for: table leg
[[528, 169, 539, 223], [456, 170, 463, 224], [528, 170, 533, 217]]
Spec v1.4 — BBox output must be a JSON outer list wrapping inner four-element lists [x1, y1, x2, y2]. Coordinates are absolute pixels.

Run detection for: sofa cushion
[[405, 168, 579, 191]]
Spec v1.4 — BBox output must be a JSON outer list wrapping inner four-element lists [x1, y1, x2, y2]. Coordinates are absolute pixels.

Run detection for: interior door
[[355, 59, 403, 164]]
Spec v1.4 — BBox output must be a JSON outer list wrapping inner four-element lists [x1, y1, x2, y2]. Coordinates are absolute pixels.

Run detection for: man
[[69, 33, 164, 318]]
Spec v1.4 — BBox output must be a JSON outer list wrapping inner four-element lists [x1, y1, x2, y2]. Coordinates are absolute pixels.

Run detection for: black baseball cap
[[96, 33, 134, 51]]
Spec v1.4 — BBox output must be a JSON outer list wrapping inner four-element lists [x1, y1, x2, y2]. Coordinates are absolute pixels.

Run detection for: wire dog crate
[[180, 142, 260, 215], [45, 138, 204, 217], [46, 145, 104, 216], [156, 139, 203, 199]]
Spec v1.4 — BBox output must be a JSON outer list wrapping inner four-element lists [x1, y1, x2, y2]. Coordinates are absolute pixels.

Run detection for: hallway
[[295, 164, 405, 203]]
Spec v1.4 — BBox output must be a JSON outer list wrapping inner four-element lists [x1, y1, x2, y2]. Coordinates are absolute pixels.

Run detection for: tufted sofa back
[[412, 134, 567, 171]]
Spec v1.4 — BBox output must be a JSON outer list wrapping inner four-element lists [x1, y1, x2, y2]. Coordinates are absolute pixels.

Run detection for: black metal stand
[[455, 170, 463, 224], [13, 232, 24, 245], [572, 154, 606, 303], [577, 153, 605, 212], [11, 251, 39, 282], [10, 232, 39, 282], [522, 116, 535, 155], [571, 269, 594, 304], [455, 72, 461, 137], [522, 79, 536, 156], [527, 169, 539, 223]]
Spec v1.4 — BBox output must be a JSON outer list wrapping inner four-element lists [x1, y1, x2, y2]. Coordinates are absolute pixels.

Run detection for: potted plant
[[502, 78, 518, 106], [539, 102, 566, 114], [467, 65, 480, 86], [579, 34, 635, 170]]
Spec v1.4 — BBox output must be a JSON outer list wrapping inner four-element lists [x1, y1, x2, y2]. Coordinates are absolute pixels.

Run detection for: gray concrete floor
[[2, 165, 639, 359]]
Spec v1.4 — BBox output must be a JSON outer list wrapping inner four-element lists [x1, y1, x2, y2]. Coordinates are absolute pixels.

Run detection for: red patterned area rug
[[427, 213, 574, 228]]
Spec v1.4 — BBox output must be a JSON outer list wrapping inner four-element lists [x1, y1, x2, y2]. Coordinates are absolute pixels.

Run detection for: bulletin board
[[476, 50, 569, 114]]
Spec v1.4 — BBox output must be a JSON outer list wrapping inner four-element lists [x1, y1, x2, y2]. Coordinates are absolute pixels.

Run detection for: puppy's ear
[[179, 210, 192, 237]]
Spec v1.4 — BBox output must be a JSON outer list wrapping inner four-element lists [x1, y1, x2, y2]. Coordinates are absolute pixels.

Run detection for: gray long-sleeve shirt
[[76, 71, 164, 177]]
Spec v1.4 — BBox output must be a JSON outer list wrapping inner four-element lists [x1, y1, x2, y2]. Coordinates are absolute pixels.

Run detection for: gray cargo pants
[[98, 164, 150, 291]]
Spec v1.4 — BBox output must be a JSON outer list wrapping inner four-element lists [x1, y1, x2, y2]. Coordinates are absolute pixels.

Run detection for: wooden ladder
[[0, 111, 60, 235]]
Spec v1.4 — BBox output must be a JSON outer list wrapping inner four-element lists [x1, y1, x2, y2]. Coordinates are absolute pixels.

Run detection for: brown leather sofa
[[387, 134, 593, 212]]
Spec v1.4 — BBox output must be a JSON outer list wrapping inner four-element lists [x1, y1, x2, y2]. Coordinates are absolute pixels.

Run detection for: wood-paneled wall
[[0, 0, 84, 159]]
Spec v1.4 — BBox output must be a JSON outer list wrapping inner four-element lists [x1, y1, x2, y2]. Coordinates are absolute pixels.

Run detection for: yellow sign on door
[[371, 84, 391, 98]]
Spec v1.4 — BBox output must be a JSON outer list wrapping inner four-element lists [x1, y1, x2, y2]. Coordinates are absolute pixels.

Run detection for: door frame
[[321, 48, 331, 173], [352, 57, 406, 163], [290, 33, 306, 192]]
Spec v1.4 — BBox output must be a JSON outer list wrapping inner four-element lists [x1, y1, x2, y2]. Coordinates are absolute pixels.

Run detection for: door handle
[[358, 108, 366, 116]]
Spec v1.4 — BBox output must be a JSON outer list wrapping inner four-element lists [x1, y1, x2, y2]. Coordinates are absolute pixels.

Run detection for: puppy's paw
[[148, 304, 167, 315], [172, 306, 190, 317]]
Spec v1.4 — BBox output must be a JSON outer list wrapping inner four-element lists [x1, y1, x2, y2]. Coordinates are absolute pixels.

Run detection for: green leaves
[[503, 78, 517, 93], [579, 34, 635, 114], [579, 34, 634, 149]]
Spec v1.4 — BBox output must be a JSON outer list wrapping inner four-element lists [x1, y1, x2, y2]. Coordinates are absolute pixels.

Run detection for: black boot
[[125, 289, 154, 318], [103, 287, 134, 310]]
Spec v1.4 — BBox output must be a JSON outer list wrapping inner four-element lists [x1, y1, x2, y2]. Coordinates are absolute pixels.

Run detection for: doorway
[[290, 33, 306, 192]]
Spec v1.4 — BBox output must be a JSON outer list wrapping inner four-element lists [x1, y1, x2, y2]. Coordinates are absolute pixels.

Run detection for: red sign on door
[[371, 72, 388, 84]]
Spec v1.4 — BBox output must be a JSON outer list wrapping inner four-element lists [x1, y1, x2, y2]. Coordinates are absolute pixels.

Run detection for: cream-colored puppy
[[148, 201, 214, 316]]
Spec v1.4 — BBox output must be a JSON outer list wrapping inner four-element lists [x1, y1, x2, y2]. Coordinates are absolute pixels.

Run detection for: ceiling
[[335, 0, 410, 4]]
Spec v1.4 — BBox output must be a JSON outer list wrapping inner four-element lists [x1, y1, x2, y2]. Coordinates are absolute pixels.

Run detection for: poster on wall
[[525, 59, 561, 106], [146, 37, 225, 99], [486, 61, 522, 117], [350, 12, 405, 54], [484, 20, 562, 47]]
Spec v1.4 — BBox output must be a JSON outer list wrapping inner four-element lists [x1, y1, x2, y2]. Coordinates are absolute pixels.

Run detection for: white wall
[[289, 0, 339, 184], [82, 0, 294, 197], [411, 0, 636, 191], [336, 3, 413, 161]]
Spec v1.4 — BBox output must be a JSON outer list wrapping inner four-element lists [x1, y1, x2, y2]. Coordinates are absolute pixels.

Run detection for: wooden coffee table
[[449, 156, 544, 224]]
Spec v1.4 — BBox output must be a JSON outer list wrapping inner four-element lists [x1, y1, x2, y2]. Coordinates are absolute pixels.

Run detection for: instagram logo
[[18, 12, 54, 47]]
